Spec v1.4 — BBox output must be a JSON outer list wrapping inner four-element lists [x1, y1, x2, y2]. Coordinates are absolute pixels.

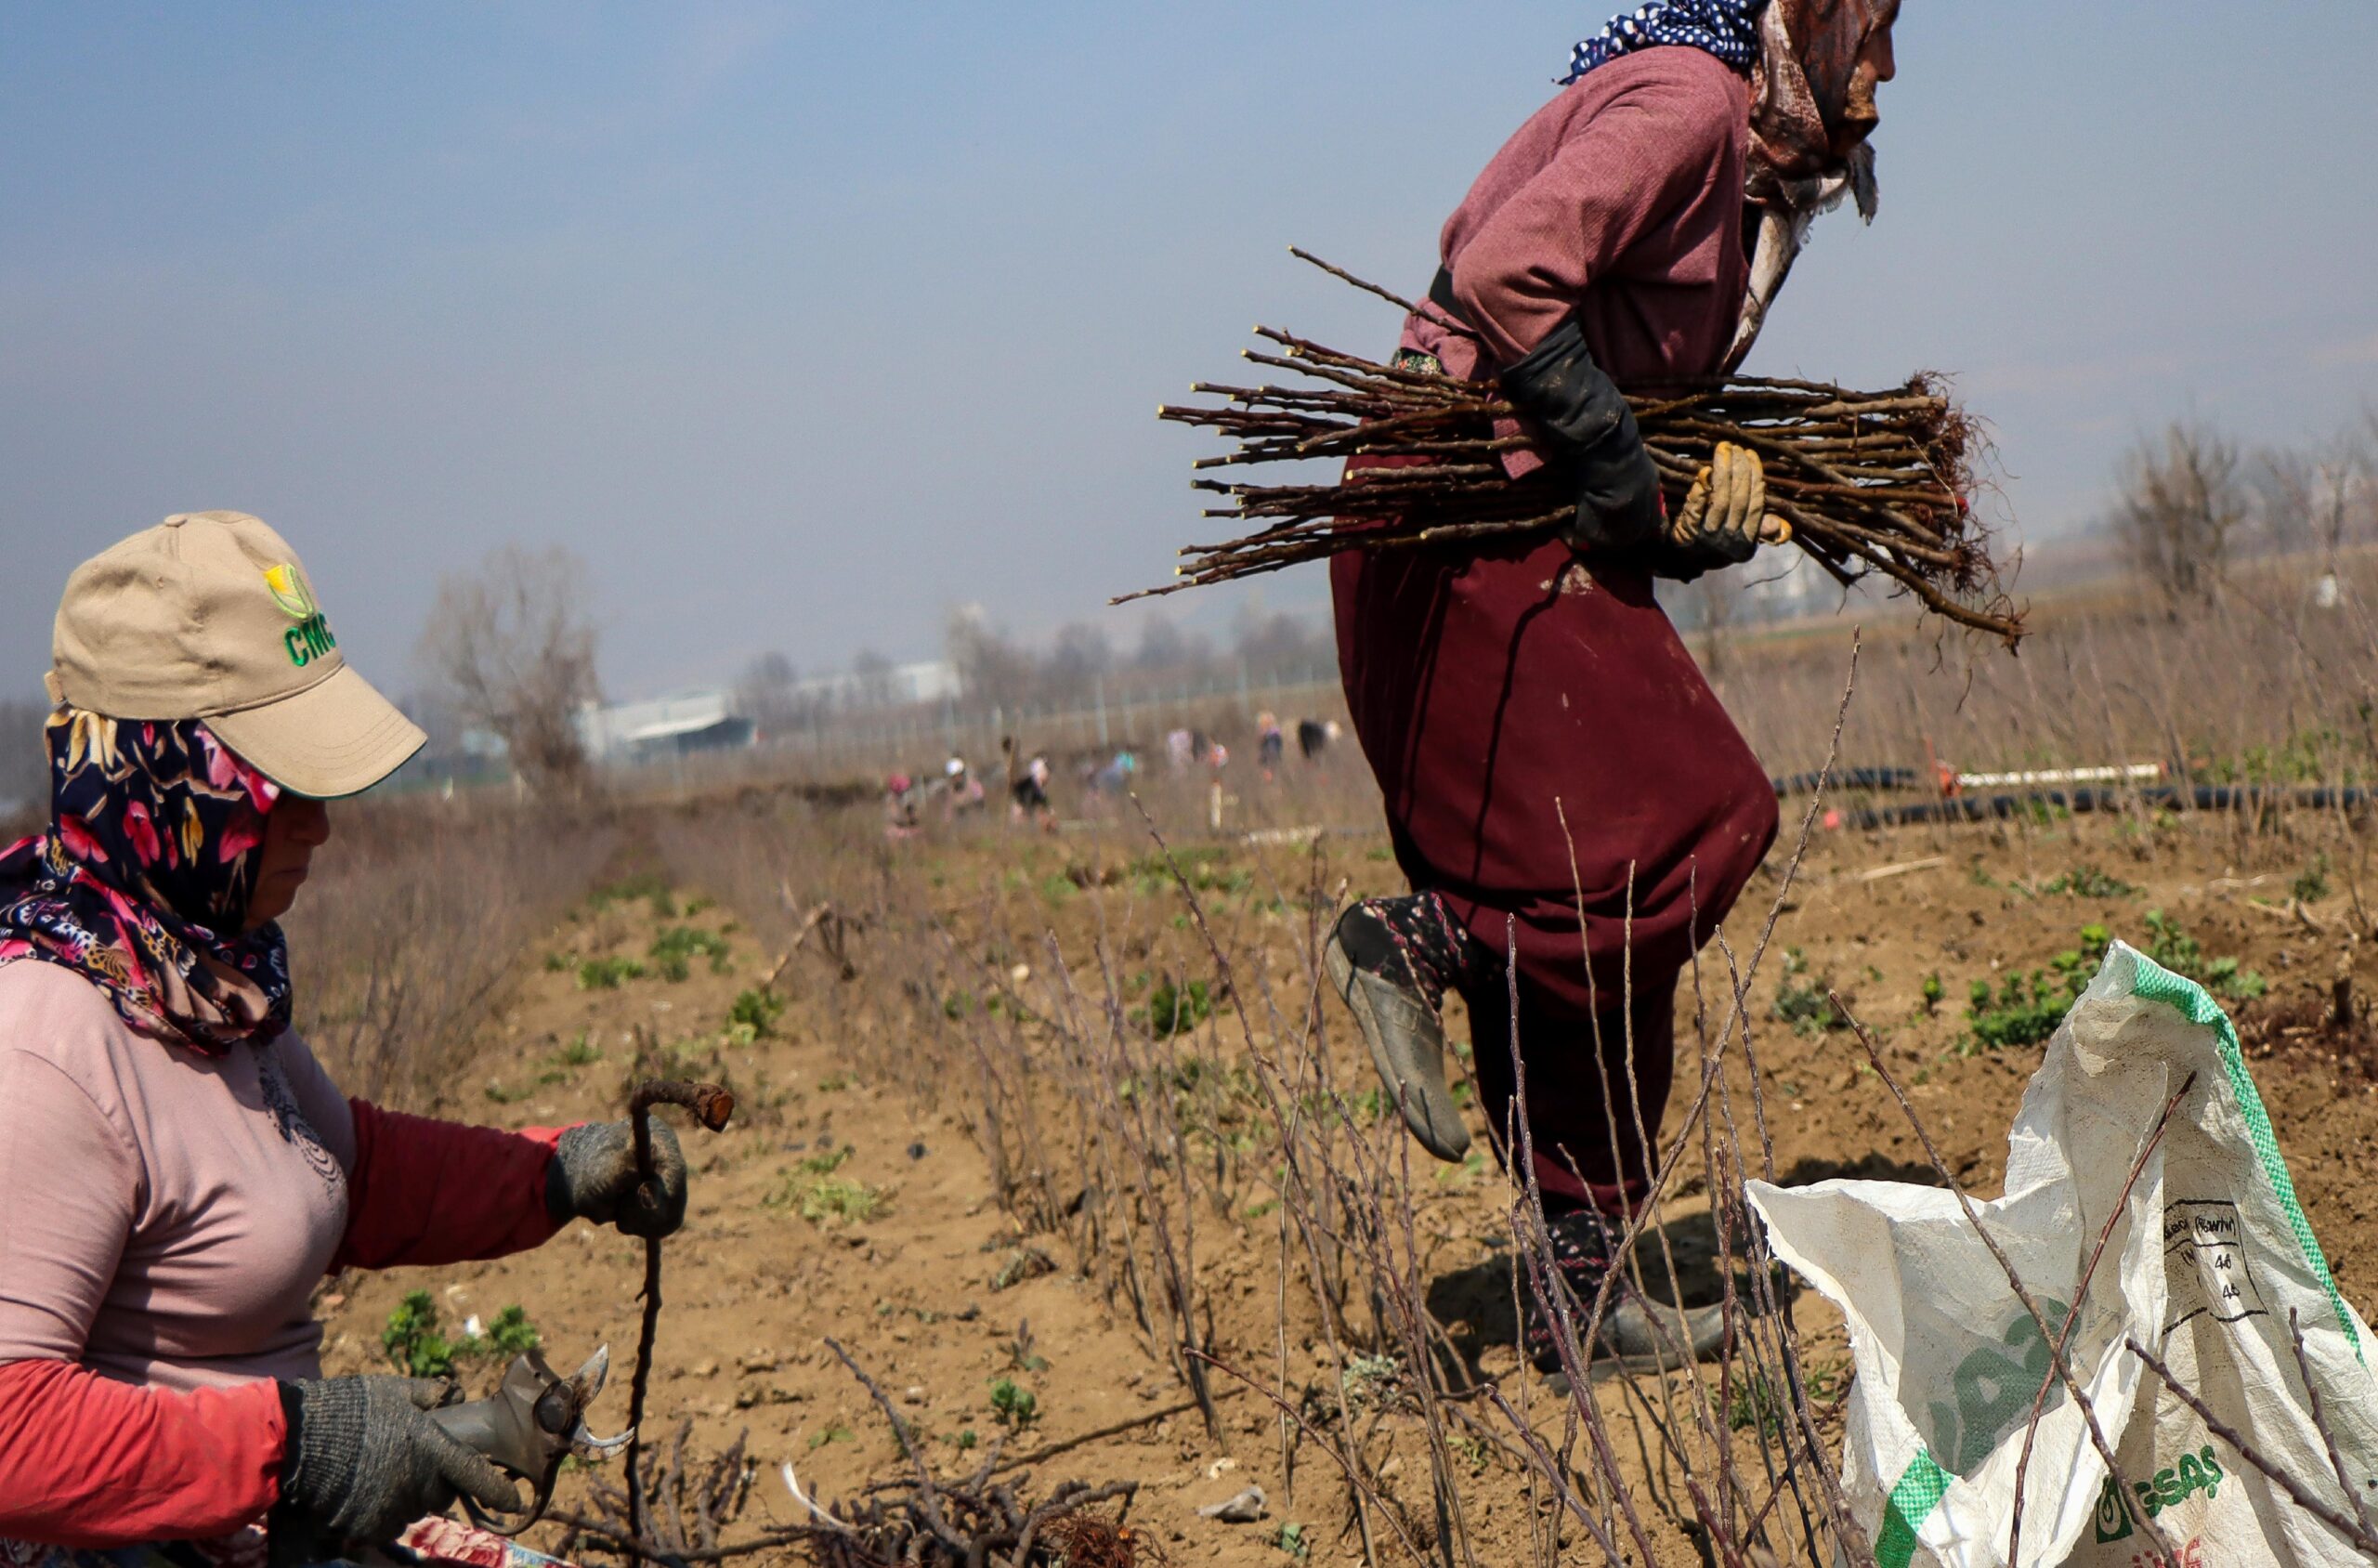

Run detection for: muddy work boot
[[1522, 1208, 1731, 1376], [1325, 894, 1483, 1162]]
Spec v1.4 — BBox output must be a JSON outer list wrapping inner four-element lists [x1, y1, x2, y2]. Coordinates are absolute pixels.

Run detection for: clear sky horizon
[[4, 3, 2374, 704]]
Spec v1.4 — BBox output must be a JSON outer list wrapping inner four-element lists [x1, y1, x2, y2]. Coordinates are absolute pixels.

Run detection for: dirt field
[[308, 754, 2378, 1567]]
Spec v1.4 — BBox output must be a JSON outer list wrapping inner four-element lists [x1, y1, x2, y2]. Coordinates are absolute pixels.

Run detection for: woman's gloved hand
[[544, 1118, 688, 1237], [1497, 317, 1665, 550], [1640, 441, 1795, 581], [276, 1376, 521, 1547], [1665, 440, 1789, 565]]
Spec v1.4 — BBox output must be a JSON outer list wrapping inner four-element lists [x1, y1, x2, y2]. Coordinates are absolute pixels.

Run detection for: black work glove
[[1498, 316, 1665, 551], [544, 1118, 688, 1238], [275, 1376, 521, 1548]]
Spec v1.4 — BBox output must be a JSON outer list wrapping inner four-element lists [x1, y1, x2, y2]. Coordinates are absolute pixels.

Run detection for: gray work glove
[[276, 1376, 521, 1548], [544, 1118, 688, 1237]]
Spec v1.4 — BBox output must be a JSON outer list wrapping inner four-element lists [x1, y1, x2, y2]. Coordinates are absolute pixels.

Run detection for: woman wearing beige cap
[[0, 515, 688, 1562]]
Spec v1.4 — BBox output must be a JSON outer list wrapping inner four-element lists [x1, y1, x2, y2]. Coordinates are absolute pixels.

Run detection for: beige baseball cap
[[48, 512, 425, 798]]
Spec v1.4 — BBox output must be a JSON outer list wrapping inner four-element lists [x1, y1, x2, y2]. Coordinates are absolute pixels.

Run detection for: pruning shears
[[428, 1344, 635, 1536]]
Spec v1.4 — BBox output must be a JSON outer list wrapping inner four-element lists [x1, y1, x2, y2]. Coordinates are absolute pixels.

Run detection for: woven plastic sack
[[1747, 940, 2378, 1567]]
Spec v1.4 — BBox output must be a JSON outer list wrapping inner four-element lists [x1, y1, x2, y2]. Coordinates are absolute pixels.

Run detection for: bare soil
[[318, 794, 2378, 1566]]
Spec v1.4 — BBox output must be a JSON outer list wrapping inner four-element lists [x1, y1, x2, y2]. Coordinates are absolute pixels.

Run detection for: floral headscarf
[[0, 707, 292, 1053]]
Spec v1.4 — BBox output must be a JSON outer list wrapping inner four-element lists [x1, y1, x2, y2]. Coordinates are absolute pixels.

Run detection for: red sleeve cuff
[[0, 1360, 283, 1548]]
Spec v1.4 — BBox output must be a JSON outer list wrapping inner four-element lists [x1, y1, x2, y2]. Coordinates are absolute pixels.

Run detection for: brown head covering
[[1748, 0, 1897, 193], [1727, 0, 1897, 368]]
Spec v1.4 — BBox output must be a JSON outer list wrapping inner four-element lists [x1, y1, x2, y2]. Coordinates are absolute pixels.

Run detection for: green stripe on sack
[[2123, 950, 2363, 1364], [1875, 1451, 1952, 1568]]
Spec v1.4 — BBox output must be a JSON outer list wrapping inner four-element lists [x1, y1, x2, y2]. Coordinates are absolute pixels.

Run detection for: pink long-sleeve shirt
[[0, 960, 567, 1548]]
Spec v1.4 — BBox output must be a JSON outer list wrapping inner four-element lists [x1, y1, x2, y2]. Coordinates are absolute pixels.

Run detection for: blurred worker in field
[[941, 754, 986, 821], [1257, 712, 1286, 779], [1013, 754, 1054, 829], [885, 771, 921, 839], [1088, 749, 1139, 800], [0, 515, 691, 1561], [1001, 736, 1054, 828], [1000, 737, 1056, 830], [1325, 0, 1898, 1371], [1296, 718, 1339, 764]]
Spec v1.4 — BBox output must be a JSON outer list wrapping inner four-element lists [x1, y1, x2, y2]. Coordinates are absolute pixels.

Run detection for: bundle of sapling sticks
[[1131, 252, 2024, 645]]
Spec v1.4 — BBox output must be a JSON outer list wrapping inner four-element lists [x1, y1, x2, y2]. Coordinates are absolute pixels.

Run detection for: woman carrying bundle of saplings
[[1325, 0, 1901, 1371]]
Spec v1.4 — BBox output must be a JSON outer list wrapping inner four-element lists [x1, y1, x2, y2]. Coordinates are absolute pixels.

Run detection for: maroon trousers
[[1462, 957, 1679, 1215], [1332, 520, 1774, 1215]]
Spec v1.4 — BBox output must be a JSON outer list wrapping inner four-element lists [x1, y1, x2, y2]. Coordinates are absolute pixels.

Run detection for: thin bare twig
[[624, 1078, 737, 1545], [2006, 1071, 2197, 1567], [764, 898, 836, 989], [2127, 1334, 2378, 1556], [2285, 1306, 2378, 1544]]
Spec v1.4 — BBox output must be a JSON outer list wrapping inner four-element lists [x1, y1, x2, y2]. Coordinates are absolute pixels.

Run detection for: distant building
[[575, 690, 756, 764], [792, 660, 960, 712]]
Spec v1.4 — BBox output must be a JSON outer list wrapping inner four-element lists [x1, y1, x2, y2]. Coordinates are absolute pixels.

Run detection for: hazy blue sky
[[4, 3, 2374, 702]]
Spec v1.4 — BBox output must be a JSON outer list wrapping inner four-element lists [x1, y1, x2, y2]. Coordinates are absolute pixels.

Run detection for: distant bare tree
[[417, 546, 600, 793], [404, 683, 465, 748], [1232, 605, 1326, 673], [734, 650, 810, 735], [1133, 614, 1210, 673], [1042, 621, 1112, 704], [0, 698, 50, 820], [946, 605, 1038, 710], [850, 649, 900, 710], [2254, 448, 2319, 561], [2256, 425, 2373, 569], [2116, 421, 2249, 610]]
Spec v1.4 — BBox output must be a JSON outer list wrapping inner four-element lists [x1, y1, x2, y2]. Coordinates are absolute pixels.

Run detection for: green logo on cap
[[264, 563, 337, 668], [264, 563, 317, 620]]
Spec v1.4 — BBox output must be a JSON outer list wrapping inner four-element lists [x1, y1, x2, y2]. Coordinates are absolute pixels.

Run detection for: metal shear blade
[[572, 1422, 637, 1461], [556, 1345, 634, 1458]]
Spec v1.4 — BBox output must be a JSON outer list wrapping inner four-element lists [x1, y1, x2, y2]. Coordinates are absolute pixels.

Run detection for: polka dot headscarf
[[1563, 0, 1765, 85]]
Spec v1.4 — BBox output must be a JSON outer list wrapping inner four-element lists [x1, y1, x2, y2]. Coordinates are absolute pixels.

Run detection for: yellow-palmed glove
[[1666, 441, 1792, 566]]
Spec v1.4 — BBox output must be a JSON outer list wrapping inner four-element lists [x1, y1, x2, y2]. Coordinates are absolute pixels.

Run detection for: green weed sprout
[[987, 1377, 1039, 1431], [728, 987, 786, 1039], [577, 956, 646, 990], [382, 1290, 454, 1379], [381, 1292, 540, 1378], [1145, 976, 1216, 1039], [649, 925, 733, 982]]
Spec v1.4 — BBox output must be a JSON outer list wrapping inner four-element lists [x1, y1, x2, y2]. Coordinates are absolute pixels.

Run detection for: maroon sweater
[[1333, 46, 1778, 1017], [1414, 46, 1752, 395]]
